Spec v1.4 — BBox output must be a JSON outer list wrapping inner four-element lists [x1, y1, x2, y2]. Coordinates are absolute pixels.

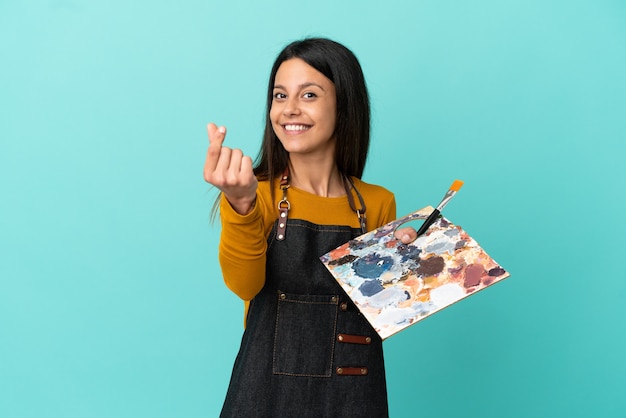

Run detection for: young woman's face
[[270, 58, 337, 160]]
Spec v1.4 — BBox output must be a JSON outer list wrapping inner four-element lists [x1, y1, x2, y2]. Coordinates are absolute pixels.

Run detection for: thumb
[[207, 123, 227, 146]]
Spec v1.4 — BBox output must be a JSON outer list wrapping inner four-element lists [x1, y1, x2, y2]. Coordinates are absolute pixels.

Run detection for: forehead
[[274, 58, 333, 89]]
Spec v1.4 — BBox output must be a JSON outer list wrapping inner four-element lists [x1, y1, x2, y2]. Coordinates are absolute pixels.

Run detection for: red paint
[[463, 263, 484, 288]]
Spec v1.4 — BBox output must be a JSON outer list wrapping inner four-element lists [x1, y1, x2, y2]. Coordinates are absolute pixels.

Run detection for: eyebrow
[[273, 82, 325, 91]]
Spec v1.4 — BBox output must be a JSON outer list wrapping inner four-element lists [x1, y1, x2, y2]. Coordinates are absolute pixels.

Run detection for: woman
[[204, 37, 415, 417]]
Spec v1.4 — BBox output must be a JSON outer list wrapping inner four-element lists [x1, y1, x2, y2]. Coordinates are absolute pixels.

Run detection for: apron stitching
[[272, 292, 338, 378]]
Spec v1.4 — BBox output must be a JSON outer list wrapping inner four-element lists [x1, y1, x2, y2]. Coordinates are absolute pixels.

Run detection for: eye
[[303, 92, 317, 99], [273, 92, 286, 100]]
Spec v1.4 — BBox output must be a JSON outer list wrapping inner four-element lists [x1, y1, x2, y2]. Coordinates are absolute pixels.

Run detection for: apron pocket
[[273, 291, 339, 377]]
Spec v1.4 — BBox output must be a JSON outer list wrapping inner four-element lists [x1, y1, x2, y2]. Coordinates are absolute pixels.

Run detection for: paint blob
[[415, 256, 445, 277], [359, 279, 384, 297]]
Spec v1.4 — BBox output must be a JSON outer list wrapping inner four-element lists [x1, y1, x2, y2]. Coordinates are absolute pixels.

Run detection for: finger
[[204, 145, 220, 181], [395, 227, 418, 244], [228, 149, 244, 180], [401, 227, 418, 244], [204, 124, 227, 177], [215, 146, 233, 174], [240, 155, 255, 180]]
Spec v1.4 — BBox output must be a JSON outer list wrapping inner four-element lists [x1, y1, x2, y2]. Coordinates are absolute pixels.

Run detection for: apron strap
[[343, 176, 367, 234], [276, 169, 367, 240], [276, 170, 290, 241]]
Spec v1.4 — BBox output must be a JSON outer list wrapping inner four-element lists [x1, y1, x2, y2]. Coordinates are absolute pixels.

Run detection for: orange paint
[[328, 243, 350, 258]]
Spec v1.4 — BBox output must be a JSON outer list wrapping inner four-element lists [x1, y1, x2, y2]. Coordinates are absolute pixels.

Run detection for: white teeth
[[284, 124, 310, 131]]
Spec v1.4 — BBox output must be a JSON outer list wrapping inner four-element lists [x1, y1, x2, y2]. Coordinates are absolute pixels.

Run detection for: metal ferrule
[[436, 190, 457, 212]]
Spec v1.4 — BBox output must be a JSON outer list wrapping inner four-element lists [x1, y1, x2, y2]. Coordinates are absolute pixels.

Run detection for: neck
[[288, 156, 345, 197]]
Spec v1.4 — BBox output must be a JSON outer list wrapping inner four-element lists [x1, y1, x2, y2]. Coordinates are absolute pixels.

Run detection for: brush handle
[[415, 209, 441, 237]]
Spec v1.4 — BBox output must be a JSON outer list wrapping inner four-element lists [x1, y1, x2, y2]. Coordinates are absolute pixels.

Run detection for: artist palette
[[320, 206, 510, 340]]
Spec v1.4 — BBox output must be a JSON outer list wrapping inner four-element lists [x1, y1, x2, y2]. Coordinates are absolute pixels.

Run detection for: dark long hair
[[254, 38, 371, 185]]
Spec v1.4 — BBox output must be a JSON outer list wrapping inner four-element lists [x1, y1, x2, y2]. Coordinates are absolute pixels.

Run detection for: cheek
[[329, 113, 337, 130], [318, 101, 337, 130], [269, 106, 279, 123], [318, 110, 337, 132], [269, 107, 283, 136]]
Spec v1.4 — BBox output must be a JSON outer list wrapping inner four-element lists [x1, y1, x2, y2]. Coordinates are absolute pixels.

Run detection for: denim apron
[[220, 218, 389, 417]]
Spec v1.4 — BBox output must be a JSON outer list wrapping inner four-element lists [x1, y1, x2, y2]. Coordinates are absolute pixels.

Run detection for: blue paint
[[359, 279, 385, 296], [454, 240, 467, 250], [444, 228, 458, 237], [352, 253, 393, 278], [396, 244, 421, 262]]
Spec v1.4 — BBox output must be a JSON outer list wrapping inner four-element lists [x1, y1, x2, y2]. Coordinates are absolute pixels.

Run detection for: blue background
[[1, 0, 625, 416]]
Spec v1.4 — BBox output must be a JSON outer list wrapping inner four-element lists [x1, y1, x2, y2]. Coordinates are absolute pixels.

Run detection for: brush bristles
[[450, 180, 464, 192]]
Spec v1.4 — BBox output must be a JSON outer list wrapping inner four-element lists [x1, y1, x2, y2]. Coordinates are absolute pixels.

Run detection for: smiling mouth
[[283, 124, 311, 132]]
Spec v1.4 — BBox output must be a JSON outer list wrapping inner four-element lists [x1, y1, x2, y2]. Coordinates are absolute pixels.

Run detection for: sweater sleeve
[[218, 193, 267, 301]]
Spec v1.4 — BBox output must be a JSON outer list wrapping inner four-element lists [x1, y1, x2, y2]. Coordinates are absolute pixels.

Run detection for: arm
[[204, 123, 265, 300], [218, 194, 267, 300]]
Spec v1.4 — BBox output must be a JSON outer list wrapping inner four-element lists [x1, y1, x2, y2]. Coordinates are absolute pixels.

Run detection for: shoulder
[[257, 178, 275, 198], [351, 177, 397, 228], [351, 177, 394, 201], [255, 179, 280, 231]]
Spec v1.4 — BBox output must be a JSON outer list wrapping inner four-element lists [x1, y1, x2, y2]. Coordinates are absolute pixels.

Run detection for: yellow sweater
[[218, 177, 396, 320]]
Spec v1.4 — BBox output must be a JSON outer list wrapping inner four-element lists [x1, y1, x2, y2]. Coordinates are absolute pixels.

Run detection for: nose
[[283, 96, 301, 116]]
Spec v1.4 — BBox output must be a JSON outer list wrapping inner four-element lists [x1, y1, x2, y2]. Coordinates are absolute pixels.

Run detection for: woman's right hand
[[204, 123, 258, 215]]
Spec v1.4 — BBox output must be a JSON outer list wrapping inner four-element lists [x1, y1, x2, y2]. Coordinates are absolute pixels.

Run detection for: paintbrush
[[415, 180, 464, 237]]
